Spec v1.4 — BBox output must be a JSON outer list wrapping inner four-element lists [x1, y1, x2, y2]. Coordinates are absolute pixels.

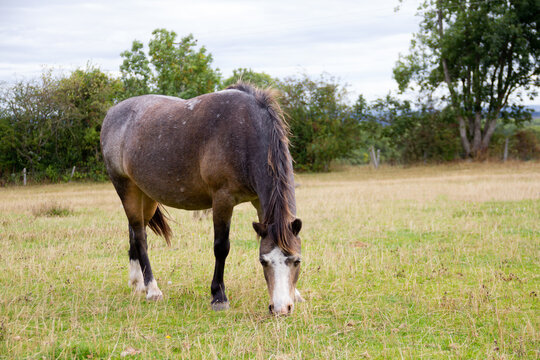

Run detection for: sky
[[2, 0, 427, 102]]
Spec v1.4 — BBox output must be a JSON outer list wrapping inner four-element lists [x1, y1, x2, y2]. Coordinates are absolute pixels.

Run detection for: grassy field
[[0, 162, 539, 359]]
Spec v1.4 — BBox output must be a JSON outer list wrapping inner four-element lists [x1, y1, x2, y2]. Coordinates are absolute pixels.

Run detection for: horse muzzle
[[269, 303, 294, 316]]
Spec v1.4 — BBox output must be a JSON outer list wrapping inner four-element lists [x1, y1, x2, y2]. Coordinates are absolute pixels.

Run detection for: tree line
[[0, 0, 538, 183]]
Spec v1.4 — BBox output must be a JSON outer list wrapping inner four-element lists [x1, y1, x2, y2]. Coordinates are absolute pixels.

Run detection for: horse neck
[[255, 165, 296, 226]]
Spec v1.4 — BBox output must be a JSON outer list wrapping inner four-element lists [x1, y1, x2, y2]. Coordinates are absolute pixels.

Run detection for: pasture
[[0, 162, 538, 359]]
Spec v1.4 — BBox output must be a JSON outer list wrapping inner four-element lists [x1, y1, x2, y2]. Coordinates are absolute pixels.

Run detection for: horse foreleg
[[210, 194, 233, 311], [251, 199, 263, 222]]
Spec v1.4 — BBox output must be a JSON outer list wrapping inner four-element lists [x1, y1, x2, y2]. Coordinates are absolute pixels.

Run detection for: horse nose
[[269, 303, 294, 316]]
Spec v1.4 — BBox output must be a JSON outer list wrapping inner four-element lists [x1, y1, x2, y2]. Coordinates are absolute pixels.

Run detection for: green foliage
[[377, 97, 461, 163], [0, 66, 121, 182], [120, 29, 221, 99], [513, 128, 540, 160], [278, 75, 359, 171], [347, 95, 462, 165], [55, 67, 123, 169], [0, 71, 59, 173], [491, 127, 540, 161], [1, 20, 537, 181], [0, 110, 17, 174], [222, 68, 277, 89], [120, 40, 152, 98], [394, 0, 539, 157]]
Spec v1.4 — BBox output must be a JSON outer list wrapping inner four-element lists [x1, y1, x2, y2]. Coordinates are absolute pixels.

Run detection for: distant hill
[[527, 105, 540, 119]]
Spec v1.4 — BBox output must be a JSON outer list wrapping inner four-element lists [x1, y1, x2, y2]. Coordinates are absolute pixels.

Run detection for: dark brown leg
[[210, 191, 234, 310], [113, 177, 162, 300], [251, 198, 263, 222]]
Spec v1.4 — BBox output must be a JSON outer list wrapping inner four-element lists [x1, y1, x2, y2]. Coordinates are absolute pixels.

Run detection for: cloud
[[0, 0, 423, 101]]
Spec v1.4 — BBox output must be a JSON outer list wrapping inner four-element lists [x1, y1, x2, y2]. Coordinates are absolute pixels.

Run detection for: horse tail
[[148, 204, 172, 246]]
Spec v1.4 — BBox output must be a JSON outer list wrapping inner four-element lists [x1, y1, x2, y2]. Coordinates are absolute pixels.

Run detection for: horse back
[[101, 91, 267, 209]]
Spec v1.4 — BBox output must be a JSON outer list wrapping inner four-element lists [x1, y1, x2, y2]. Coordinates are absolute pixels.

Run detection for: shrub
[[513, 128, 540, 160]]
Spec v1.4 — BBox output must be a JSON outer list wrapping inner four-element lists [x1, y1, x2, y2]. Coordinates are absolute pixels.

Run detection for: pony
[[100, 83, 303, 315]]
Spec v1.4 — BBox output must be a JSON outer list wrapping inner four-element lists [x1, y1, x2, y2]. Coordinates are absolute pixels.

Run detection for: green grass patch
[[0, 163, 539, 358]]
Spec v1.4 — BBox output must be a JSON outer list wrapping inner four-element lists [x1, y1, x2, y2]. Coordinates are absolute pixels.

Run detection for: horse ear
[[252, 222, 267, 238], [291, 218, 302, 236]]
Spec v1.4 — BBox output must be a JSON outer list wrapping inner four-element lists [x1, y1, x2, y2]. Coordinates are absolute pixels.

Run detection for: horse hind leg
[[128, 225, 146, 294], [141, 195, 163, 300], [129, 223, 163, 301], [115, 178, 163, 300]]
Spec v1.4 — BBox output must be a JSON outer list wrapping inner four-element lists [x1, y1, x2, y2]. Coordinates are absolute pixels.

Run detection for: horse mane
[[226, 82, 297, 254]]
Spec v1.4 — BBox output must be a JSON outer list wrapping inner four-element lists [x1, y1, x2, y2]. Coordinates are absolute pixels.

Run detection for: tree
[[120, 40, 152, 98], [349, 94, 401, 164], [394, 0, 539, 158], [55, 67, 122, 171], [371, 96, 461, 163], [350, 95, 461, 164], [278, 74, 359, 171], [120, 29, 221, 99], [0, 72, 59, 172], [222, 68, 277, 89], [0, 66, 120, 180]]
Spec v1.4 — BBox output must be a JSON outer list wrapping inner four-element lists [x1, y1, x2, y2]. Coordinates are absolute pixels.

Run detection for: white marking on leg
[[146, 279, 163, 301], [129, 260, 146, 293], [262, 248, 293, 313]]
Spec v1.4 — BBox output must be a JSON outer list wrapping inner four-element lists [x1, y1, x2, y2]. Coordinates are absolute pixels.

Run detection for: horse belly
[[146, 182, 213, 210], [127, 156, 213, 210]]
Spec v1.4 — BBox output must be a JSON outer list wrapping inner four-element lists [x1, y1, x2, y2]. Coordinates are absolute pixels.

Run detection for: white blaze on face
[[263, 248, 293, 312]]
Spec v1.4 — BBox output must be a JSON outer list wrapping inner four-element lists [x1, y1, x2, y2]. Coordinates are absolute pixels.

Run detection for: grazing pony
[[100, 83, 303, 315]]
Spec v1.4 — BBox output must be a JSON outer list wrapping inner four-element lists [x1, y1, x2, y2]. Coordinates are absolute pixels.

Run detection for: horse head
[[253, 218, 303, 316]]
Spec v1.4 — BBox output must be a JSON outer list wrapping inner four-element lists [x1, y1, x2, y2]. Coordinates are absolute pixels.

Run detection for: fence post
[[369, 146, 379, 169], [23, 168, 27, 186], [69, 166, 76, 182], [503, 137, 509, 162]]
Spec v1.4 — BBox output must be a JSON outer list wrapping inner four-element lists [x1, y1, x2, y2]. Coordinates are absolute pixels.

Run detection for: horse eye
[[260, 259, 268, 266], [294, 259, 301, 266]]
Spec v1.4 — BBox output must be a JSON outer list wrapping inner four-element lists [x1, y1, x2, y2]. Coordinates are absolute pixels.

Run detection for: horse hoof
[[134, 286, 147, 294], [146, 291, 163, 301], [211, 301, 230, 311], [129, 281, 147, 294], [146, 280, 163, 301]]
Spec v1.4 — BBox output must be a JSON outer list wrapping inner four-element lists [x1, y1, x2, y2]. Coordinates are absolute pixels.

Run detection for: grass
[[31, 201, 74, 218], [0, 161, 539, 359]]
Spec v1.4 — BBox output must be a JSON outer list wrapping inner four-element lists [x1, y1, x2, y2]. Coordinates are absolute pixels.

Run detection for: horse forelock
[[227, 82, 298, 255]]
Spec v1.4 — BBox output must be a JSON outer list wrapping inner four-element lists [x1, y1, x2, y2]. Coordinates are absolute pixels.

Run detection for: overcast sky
[[2, 0, 429, 102]]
